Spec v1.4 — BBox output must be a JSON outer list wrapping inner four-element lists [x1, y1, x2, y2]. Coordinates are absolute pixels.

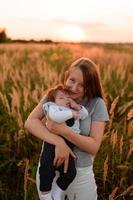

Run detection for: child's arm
[[68, 98, 81, 111], [68, 98, 88, 120]]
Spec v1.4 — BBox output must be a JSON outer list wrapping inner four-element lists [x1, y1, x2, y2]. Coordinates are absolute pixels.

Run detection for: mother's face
[[65, 68, 84, 102]]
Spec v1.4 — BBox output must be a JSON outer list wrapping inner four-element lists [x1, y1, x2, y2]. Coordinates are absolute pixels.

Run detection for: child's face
[[55, 90, 70, 108]]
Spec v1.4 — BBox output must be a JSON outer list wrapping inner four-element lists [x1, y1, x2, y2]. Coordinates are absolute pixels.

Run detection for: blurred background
[[0, 0, 133, 200], [0, 0, 133, 43]]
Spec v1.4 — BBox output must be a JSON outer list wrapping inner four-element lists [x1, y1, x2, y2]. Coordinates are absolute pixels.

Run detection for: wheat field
[[0, 43, 133, 200]]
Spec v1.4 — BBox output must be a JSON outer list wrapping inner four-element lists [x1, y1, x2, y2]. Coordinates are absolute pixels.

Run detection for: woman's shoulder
[[88, 97, 106, 107], [87, 97, 109, 121], [85, 97, 99, 110], [93, 97, 106, 107]]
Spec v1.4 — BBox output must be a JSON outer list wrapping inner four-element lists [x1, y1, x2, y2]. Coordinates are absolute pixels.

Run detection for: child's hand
[[68, 98, 81, 111], [72, 110, 79, 119]]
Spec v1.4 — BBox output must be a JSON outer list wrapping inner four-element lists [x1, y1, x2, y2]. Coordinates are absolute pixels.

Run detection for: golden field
[[0, 43, 133, 200]]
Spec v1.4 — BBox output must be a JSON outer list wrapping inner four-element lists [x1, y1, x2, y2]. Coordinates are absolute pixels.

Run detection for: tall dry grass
[[0, 43, 133, 200]]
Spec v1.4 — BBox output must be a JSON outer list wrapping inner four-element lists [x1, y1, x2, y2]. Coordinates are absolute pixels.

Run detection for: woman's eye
[[70, 78, 75, 82]]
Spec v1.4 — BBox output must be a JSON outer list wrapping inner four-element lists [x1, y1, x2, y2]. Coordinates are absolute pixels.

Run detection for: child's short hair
[[45, 84, 67, 102]]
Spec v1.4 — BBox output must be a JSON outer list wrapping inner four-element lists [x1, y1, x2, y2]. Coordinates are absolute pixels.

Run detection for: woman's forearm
[[63, 122, 105, 155], [62, 126, 103, 155], [24, 118, 63, 146]]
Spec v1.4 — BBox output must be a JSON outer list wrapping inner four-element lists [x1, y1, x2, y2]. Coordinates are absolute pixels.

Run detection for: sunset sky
[[0, 0, 133, 42]]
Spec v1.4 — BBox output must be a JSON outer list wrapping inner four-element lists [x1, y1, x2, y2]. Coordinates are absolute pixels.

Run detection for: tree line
[[0, 28, 55, 44]]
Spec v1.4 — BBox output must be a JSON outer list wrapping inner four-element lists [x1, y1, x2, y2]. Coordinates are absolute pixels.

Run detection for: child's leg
[[41, 192, 53, 200], [52, 156, 76, 199], [57, 155, 76, 190], [51, 182, 64, 200], [39, 142, 56, 199]]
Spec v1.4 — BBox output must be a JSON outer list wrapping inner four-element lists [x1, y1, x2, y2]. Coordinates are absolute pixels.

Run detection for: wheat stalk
[[109, 96, 119, 115], [111, 130, 118, 150], [127, 108, 133, 120], [115, 185, 133, 198], [108, 96, 119, 131], [24, 159, 29, 200], [103, 155, 109, 189], [126, 138, 133, 161], [109, 187, 119, 200], [119, 135, 123, 160]]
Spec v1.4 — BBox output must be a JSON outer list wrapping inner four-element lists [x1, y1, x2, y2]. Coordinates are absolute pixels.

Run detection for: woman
[[25, 57, 109, 200]]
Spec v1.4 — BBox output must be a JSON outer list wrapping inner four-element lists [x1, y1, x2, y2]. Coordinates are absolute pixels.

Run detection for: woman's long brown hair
[[64, 57, 105, 102]]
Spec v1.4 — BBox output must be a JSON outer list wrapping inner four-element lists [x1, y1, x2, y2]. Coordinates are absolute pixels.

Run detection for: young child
[[39, 85, 88, 200]]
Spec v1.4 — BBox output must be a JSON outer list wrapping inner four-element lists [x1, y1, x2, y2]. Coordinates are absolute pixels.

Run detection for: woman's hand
[[54, 138, 76, 173]]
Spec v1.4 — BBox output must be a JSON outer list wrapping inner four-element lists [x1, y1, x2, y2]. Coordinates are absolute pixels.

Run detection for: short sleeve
[[92, 98, 109, 122]]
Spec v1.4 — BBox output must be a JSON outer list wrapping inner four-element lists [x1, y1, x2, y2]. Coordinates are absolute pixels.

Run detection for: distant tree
[[44, 39, 53, 44], [0, 28, 7, 43]]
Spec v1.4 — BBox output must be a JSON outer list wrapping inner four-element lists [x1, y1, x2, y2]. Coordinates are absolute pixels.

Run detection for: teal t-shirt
[[74, 97, 109, 167]]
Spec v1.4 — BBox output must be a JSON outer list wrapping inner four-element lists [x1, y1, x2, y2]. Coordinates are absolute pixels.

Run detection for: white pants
[[36, 163, 97, 200]]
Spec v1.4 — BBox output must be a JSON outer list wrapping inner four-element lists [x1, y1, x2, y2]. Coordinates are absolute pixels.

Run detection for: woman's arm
[[25, 102, 62, 144], [46, 119, 105, 155], [63, 121, 105, 155], [24, 102, 76, 172]]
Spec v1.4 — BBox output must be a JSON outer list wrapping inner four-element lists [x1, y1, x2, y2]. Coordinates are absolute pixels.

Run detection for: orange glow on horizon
[[59, 25, 86, 42]]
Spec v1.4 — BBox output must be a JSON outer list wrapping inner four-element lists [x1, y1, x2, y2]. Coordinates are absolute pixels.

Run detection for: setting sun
[[0, 0, 133, 42], [59, 25, 86, 42]]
